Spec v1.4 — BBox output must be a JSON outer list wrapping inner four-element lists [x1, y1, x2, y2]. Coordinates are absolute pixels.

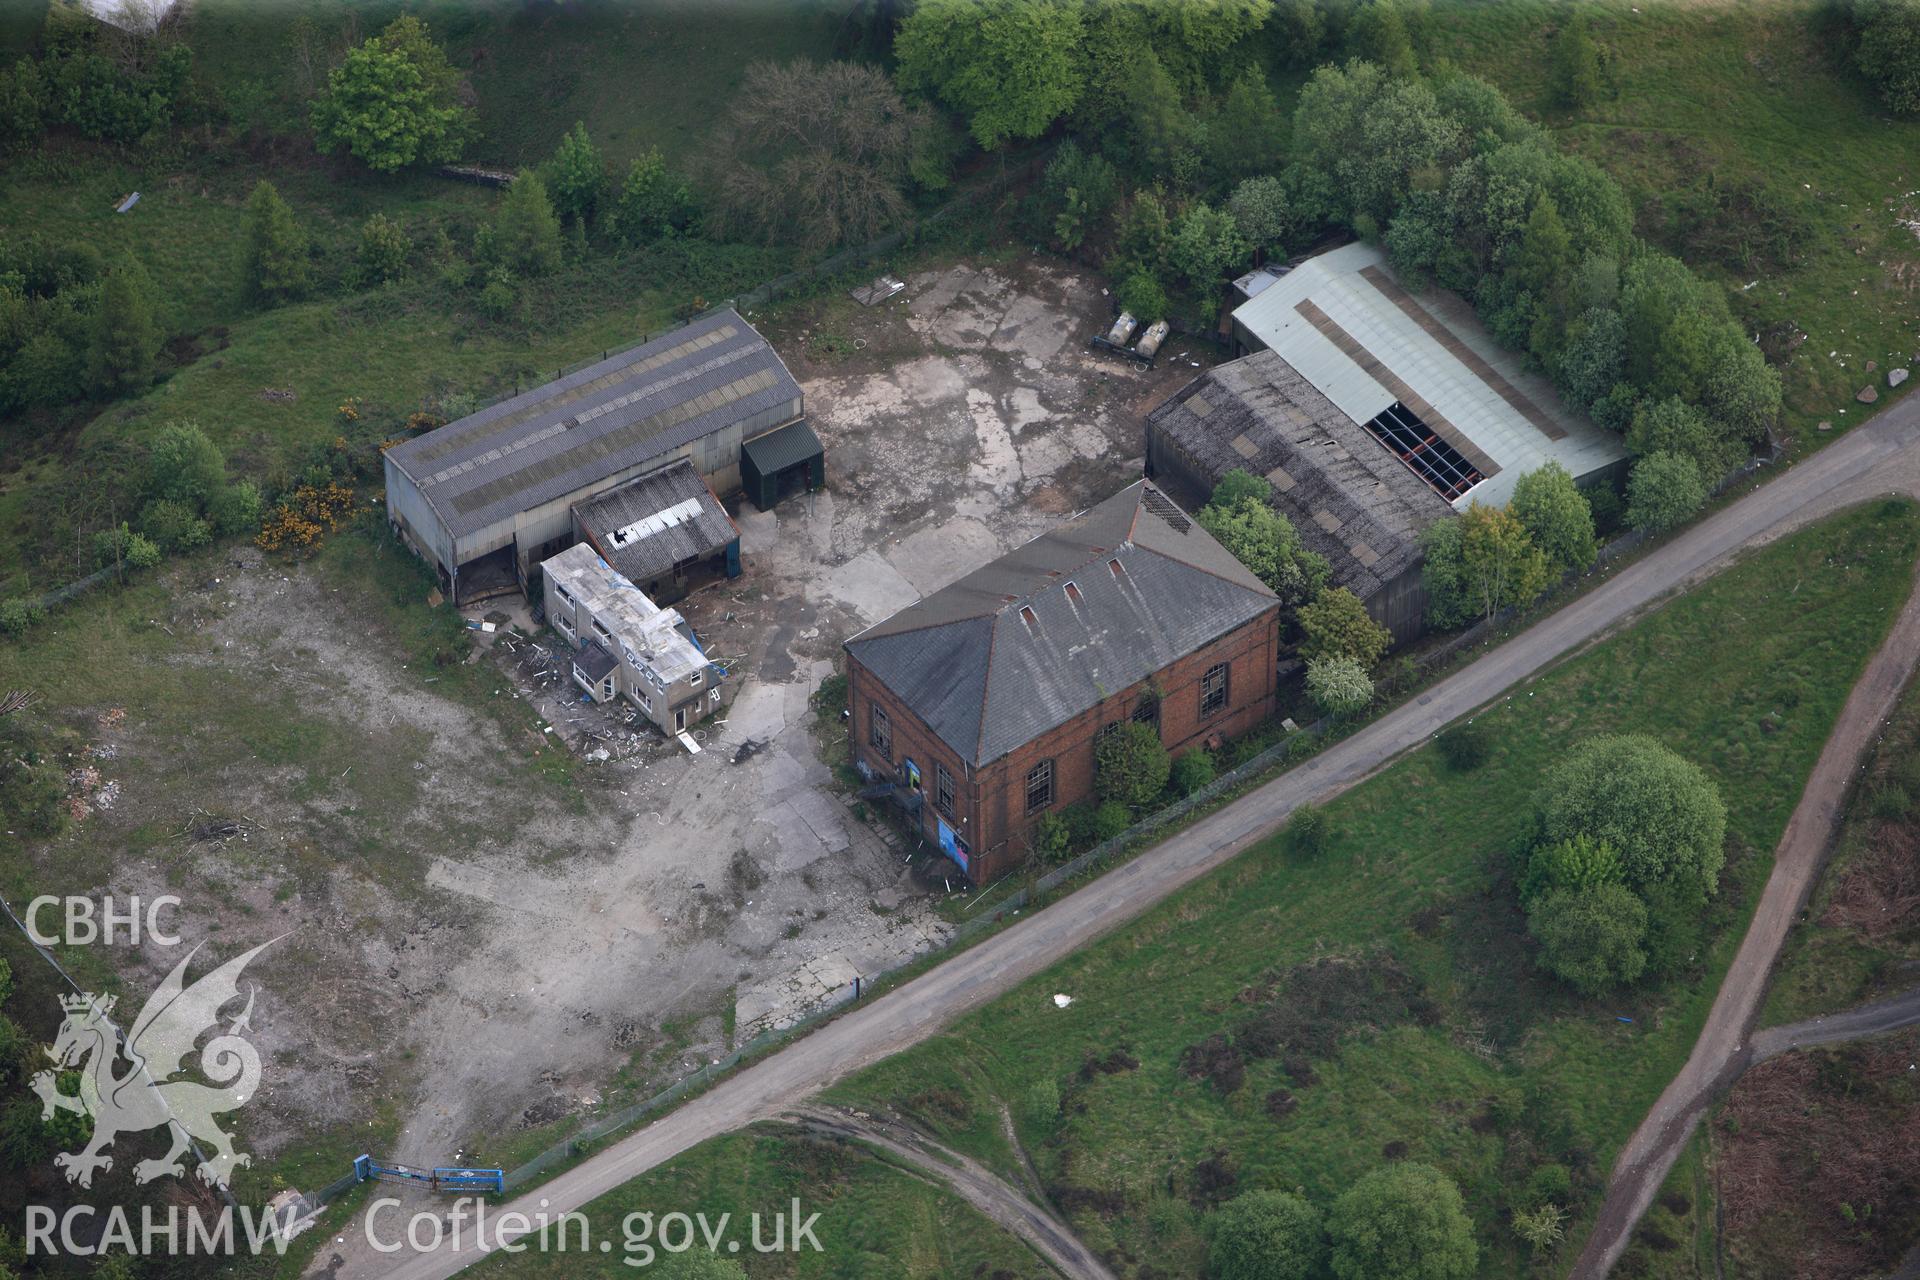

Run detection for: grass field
[[800, 499, 1920, 1277], [1423, 0, 1920, 444]]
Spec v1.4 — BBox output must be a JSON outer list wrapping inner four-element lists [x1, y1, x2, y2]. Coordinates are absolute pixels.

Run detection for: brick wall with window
[[847, 606, 1279, 884]]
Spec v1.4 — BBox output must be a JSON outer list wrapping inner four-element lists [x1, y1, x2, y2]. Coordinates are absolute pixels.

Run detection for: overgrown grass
[[800, 499, 1920, 1277], [1762, 658, 1920, 1026], [476, 1127, 1051, 1280], [1423, 0, 1920, 445]]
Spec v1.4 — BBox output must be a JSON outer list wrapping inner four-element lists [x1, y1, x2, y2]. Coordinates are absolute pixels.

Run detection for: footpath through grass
[[808, 498, 1920, 1277]]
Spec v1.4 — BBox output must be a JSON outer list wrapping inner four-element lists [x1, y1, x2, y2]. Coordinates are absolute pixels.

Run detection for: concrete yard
[[24, 251, 1212, 1194]]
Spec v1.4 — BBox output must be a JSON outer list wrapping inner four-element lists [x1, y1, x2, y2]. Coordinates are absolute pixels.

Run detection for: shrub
[[1327, 1162, 1478, 1280], [1533, 733, 1727, 898], [1095, 720, 1171, 807], [87, 255, 159, 397], [1306, 654, 1373, 716], [1169, 749, 1215, 797], [1527, 883, 1649, 996], [1435, 719, 1491, 771], [1548, 14, 1606, 109], [0, 597, 43, 636], [1855, 0, 1920, 115], [1031, 811, 1073, 863], [92, 523, 160, 571], [1117, 270, 1170, 323], [256, 483, 358, 554], [1521, 1163, 1572, 1211], [1021, 1077, 1060, 1130], [1283, 803, 1327, 858], [1091, 799, 1131, 843], [1512, 1201, 1567, 1255], [610, 148, 696, 244], [209, 482, 263, 537], [139, 499, 211, 553], [358, 213, 412, 284], [1208, 1190, 1327, 1280], [145, 421, 227, 507], [478, 268, 522, 323]]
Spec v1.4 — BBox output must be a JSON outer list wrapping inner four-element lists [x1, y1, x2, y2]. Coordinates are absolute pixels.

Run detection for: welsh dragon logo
[[30, 937, 280, 1188]]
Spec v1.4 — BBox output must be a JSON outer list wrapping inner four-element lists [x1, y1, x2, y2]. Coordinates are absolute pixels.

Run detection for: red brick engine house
[[844, 481, 1281, 883]]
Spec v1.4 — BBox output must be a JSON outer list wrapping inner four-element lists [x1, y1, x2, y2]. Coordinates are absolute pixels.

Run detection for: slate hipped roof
[[385, 309, 800, 539], [1146, 350, 1453, 602], [845, 482, 1278, 768]]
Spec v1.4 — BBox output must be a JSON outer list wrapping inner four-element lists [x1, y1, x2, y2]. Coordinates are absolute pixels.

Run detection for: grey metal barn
[[382, 308, 802, 603], [1145, 350, 1450, 645]]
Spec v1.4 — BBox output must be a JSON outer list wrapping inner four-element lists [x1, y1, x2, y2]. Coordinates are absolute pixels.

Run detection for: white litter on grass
[[1053, 994, 1073, 1009]]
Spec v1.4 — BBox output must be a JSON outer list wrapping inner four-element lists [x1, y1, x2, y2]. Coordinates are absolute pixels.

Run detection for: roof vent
[[1064, 581, 1084, 607], [1140, 486, 1191, 534], [1019, 606, 1041, 636], [1108, 558, 1129, 583]]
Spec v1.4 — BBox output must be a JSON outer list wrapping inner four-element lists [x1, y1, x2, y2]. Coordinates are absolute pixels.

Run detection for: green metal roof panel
[[742, 419, 824, 477]]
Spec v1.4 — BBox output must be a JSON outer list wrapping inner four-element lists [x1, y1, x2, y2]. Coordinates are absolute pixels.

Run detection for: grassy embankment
[[1424, 0, 1920, 446]]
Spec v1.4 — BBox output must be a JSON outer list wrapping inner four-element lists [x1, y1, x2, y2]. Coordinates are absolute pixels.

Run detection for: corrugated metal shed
[[573, 460, 737, 586], [1146, 350, 1453, 606], [845, 482, 1278, 767], [385, 309, 801, 539], [1231, 242, 1625, 509]]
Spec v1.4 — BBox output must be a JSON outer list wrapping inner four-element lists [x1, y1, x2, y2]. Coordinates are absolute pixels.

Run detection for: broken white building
[[540, 542, 722, 738]]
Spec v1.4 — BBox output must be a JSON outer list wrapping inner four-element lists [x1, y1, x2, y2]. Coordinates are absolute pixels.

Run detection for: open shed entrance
[[741, 419, 826, 512]]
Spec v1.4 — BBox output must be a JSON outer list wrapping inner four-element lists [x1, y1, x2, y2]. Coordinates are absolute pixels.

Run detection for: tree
[[1548, 14, 1605, 109], [1533, 733, 1727, 898], [1527, 883, 1648, 996], [242, 181, 310, 304], [311, 16, 474, 173], [609, 148, 697, 245], [1417, 518, 1476, 631], [1328, 1162, 1478, 1280], [0, 59, 45, 149], [1306, 654, 1373, 716], [1169, 202, 1250, 287], [1227, 175, 1291, 258], [1346, 1, 1420, 79], [1197, 483, 1330, 608], [1509, 462, 1596, 575], [490, 172, 563, 278], [1457, 502, 1552, 622], [1855, 0, 1920, 115], [358, 213, 411, 284], [713, 60, 940, 249], [1520, 833, 1624, 904], [1209, 67, 1287, 184], [1626, 451, 1706, 533], [241, 180, 312, 305], [546, 122, 607, 227], [145, 421, 227, 507], [1208, 1190, 1327, 1280], [1094, 721, 1172, 807], [1298, 587, 1390, 667], [87, 255, 158, 397], [894, 0, 1085, 148]]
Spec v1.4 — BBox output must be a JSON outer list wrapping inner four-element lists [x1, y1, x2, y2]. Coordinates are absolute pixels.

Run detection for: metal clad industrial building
[[383, 308, 802, 601], [1229, 242, 1626, 510]]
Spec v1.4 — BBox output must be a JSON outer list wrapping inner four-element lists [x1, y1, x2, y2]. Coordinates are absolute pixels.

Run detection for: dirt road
[[783, 1106, 1115, 1280], [1749, 985, 1920, 1063], [332, 401, 1920, 1280], [1567, 565, 1920, 1278]]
